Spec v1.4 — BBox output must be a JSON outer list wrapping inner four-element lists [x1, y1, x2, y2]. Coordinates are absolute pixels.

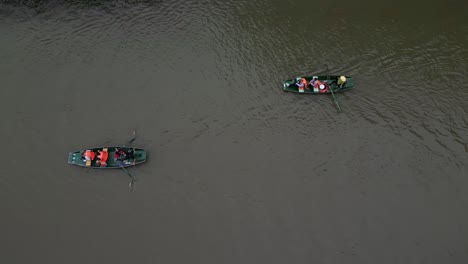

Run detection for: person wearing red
[[97, 149, 109, 167], [82, 150, 96, 161]]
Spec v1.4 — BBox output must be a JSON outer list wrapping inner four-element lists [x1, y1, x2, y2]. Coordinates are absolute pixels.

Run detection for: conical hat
[[340, 76, 346, 82]]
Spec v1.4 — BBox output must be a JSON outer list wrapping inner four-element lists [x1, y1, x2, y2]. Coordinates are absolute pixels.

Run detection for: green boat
[[68, 147, 147, 169], [282, 75, 354, 94]]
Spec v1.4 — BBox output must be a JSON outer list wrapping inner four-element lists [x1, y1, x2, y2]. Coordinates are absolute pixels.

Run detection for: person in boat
[[296, 77, 309, 90], [114, 148, 127, 161], [337, 76, 347, 88], [82, 150, 96, 162], [114, 148, 121, 160], [309, 77, 319, 87], [126, 149, 135, 160], [97, 149, 109, 167], [113, 149, 119, 160], [310, 77, 325, 90], [330, 76, 347, 88], [309, 77, 328, 92]]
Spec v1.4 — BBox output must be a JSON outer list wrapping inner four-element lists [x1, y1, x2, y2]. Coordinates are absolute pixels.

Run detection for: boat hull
[[282, 75, 354, 94], [68, 147, 147, 168]]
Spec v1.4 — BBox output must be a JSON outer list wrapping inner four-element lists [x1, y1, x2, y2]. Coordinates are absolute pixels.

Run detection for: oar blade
[[335, 101, 342, 112], [128, 130, 136, 145], [328, 86, 342, 112], [121, 166, 136, 191]]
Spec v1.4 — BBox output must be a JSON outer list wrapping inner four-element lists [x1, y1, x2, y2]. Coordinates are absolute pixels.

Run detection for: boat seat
[[86, 160, 91, 167]]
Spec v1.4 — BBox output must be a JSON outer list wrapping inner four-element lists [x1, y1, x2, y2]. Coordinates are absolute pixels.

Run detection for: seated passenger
[[82, 150, 96, 161], [296, 77, 308, 91], [97, 149, 109, 167], [309, 77, 319, 87]]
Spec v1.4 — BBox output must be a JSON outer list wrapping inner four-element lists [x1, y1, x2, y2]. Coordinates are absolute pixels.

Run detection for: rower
[[114, 148, 126, 161], [337, 76, 347, 88]]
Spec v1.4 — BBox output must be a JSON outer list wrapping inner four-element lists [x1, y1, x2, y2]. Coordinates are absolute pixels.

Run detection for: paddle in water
[[122, 130, 139, 190], [323, 66, 342, 112], [121, 166, 136, 191], [328, 84, 342, 112], [128, 130, 136, 145]]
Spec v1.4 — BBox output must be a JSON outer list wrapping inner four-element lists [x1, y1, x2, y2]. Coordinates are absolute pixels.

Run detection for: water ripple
[[1, 0, 467, 179]]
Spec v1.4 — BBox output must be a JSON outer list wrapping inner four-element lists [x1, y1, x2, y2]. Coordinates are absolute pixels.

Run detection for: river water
[[1, 1, 467, 263]]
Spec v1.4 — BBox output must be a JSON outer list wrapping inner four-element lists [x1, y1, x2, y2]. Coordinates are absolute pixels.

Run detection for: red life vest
[[84, 150, 95, 160], [98, 151, 108, 162]]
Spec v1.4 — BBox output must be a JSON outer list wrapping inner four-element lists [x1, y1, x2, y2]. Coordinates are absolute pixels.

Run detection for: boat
[[68, 147, 147, 168], [282, 75, 354, 94]]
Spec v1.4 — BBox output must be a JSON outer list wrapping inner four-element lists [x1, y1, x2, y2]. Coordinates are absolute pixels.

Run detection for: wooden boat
[[282, 75, 354, 94], [68, 147, 147, 168]]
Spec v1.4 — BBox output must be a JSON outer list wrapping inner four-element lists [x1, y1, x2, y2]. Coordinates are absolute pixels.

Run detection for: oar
[[323, 65, 342, 112], [121, 166, 136, 191], [128, 130, 136, 145], [328, 84, 342, 112]]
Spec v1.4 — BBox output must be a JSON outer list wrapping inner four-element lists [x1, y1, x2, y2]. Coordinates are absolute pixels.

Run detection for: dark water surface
[[1, 0, 467, 263]]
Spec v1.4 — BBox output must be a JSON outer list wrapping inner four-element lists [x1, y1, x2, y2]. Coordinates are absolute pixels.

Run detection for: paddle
[[121, 130, 137, 191], [121, 166, 136, 191], [114, 130, 142, 190], [324, 67, 342, 113], [328, 83, 342, 112], [128, 130, 136, 145]]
